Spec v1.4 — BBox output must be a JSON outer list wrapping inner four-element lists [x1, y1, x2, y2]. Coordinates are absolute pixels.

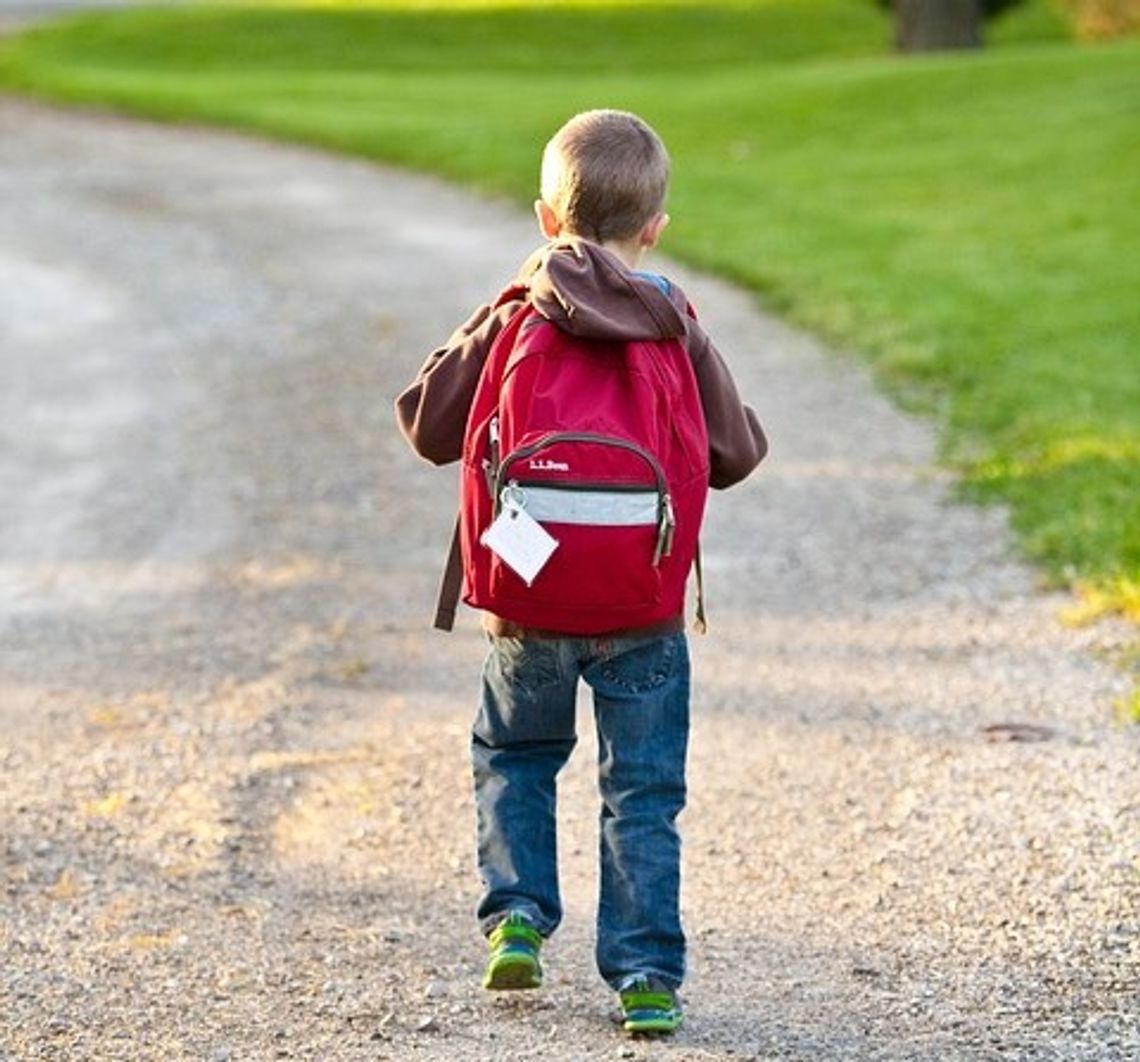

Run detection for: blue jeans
[[472, 631, 690, 991]]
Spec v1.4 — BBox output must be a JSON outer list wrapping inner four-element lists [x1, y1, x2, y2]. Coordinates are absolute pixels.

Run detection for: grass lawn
[[1, 0, 1137, 614]]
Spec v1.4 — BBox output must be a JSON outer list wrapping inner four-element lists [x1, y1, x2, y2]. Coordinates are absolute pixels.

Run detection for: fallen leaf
[[981, 723, 1056, 743], [84, 791, 130, 818], [46, 869, 82, 901]]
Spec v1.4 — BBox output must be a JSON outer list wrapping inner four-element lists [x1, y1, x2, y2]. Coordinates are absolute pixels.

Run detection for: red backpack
[[434, 292, 709, 635]]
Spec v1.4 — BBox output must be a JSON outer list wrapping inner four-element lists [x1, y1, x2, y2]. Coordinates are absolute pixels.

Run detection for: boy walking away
[[395, 110, 766, 1035]]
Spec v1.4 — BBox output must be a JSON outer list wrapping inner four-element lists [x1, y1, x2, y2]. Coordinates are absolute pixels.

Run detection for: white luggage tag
[[480, 491, 559, 587]]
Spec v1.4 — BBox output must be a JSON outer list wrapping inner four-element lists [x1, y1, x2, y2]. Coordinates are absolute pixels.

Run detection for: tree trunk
[[895, 0, 984, 51]]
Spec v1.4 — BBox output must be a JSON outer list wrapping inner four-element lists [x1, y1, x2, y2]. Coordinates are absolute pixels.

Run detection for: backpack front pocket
[[486, 433, 672, 617], [488, 510, 663, 613]]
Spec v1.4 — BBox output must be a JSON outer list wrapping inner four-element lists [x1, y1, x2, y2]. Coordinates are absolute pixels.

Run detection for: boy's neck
[[599, 237, 647, 271], [560, 231, 646, 271]]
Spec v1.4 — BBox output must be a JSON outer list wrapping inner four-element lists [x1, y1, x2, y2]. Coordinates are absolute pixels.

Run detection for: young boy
[[395, 109, 766, 1034]]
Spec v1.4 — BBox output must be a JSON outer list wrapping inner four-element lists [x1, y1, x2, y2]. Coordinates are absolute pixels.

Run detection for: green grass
[[2, 0, 1137, 605]]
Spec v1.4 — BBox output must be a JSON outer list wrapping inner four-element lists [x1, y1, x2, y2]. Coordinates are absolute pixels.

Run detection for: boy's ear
[[535, 199, 561, 239], [640, 212, 670, 249]]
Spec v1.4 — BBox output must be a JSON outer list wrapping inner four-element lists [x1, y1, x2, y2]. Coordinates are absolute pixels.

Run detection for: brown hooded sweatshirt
[[395, 239, 768, 635]]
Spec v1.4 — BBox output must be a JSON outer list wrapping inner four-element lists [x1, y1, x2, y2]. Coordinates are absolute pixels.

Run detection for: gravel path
[[0, 98, 1136, 1062], [0, 0, 182, 33]]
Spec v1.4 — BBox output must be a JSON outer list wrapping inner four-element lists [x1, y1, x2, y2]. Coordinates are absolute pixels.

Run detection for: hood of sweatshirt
[[519, 239, 688, 343]]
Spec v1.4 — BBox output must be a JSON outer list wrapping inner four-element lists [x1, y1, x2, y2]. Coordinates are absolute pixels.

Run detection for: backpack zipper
[[492, 431, 675, 566]]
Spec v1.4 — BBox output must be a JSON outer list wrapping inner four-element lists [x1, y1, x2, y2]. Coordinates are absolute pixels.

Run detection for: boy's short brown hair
[[540, 109, 669, 243]]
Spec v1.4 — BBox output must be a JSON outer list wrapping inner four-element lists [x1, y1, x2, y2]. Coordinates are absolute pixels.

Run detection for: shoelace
[[620, 979, 676, 1013], [489, 916, 541, 952]]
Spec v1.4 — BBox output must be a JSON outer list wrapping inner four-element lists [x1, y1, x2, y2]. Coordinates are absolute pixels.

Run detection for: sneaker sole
[[622, 1013, 682, 1035], [483, 954, 542, 991], [624, 1016, 674, 1034]]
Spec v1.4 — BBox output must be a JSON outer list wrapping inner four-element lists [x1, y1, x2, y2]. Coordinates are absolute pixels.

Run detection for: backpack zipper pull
[[484, 416, 501, 497], [489, 416, 501, 469], [653, 494, 676, 566]]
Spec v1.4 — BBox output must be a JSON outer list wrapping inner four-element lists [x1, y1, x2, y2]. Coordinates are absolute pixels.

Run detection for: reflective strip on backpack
[[510, 486, 659, 527]]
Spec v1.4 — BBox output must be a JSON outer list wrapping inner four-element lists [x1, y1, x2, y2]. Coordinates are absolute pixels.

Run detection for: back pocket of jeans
[[491, 636, 563, 696], [597, 635, 679, 694]]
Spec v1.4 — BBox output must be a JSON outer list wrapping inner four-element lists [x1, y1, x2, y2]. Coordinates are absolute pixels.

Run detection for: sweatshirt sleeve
[[685, 319, 768, 489], [394, 293, 524, 466]]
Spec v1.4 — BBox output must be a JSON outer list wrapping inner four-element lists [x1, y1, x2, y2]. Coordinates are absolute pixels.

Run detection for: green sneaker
[[482, 911, 543, 991], [618, 975, 682, 1035]]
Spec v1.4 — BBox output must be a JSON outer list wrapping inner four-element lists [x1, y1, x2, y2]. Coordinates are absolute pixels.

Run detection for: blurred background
[[3, 0, 1135, 634]]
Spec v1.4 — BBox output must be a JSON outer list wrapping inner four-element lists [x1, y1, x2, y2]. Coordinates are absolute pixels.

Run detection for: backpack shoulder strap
[[432, 297, 534, 632], [693, 540, 707, 635], [433, 514, 464, 632]]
